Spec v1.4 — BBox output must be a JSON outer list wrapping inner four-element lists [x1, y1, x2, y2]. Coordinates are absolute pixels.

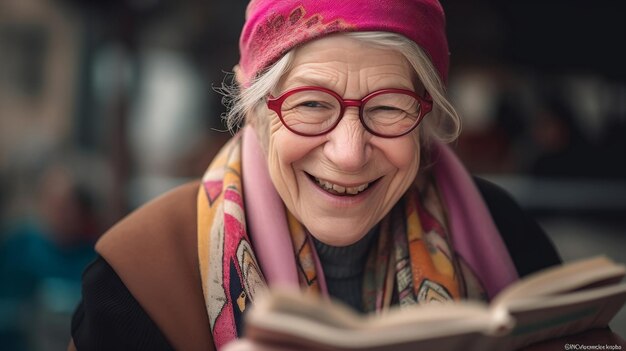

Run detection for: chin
[[306, 221, 371, 247]]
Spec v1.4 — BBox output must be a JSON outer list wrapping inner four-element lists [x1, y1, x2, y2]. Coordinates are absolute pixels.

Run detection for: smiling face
[[259, 35, 422, 246]]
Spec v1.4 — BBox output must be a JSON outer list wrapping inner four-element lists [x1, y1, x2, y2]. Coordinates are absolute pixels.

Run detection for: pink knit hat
[[238, 0, 449, 87]]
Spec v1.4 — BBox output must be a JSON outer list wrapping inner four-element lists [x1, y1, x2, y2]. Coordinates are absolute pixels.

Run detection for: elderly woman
[[68, 0, 606, 350]]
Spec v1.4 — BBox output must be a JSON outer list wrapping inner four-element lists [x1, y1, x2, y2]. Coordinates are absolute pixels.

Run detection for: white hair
[[219, 32, 461, 144]]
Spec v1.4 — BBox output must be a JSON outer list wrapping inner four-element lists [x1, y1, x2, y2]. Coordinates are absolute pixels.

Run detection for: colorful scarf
[[197, 127, 518, 349]]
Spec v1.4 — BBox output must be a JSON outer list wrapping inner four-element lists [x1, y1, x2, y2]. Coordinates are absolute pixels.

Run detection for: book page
[[246, 325, 507, 351], [499, 284, 626, 349], [492, 256, 625, 307], [246, 290, 514, 351]]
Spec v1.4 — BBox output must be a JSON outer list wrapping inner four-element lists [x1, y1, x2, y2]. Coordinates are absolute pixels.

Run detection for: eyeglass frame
[[266, 86, 433, 138]]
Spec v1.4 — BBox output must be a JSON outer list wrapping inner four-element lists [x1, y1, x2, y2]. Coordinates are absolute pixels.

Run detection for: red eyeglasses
[[267, 86, 433, 138]]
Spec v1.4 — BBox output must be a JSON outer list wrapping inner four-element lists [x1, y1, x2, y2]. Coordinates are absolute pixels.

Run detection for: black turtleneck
[[311, 228, 378, 313]]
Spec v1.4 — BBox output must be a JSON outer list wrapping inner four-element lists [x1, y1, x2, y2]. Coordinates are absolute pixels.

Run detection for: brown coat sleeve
[[94, 180, 214, 351]]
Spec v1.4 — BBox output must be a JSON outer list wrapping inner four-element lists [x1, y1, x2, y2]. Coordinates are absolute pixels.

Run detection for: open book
[[243, 256, 626, 351]]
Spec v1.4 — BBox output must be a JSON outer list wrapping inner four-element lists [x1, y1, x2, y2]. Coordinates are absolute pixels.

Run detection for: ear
[[233, 65, 245, 86]]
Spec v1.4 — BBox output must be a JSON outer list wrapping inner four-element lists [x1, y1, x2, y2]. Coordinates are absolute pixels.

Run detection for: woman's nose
[[323, 108, 371, 172]]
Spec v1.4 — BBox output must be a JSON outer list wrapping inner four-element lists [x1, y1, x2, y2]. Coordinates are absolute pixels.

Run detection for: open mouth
[[306, 172, 378, 196]]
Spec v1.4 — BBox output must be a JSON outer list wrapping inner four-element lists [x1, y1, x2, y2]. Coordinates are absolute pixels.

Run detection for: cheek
[[380, 133, 421, 174], [267, 120, 310, 168], [377, 134, 420, 212], [265, 119, 321, 192], [268, 133, 301, 171]]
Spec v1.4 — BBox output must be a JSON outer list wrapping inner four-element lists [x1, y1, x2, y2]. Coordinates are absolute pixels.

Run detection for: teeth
[[332, 184, 345, 193], [346, 187, 359, 195], [314, 177, 370, 195]]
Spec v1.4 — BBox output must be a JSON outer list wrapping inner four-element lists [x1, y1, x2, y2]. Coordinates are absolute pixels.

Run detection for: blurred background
[[0, 0, 624, 349]]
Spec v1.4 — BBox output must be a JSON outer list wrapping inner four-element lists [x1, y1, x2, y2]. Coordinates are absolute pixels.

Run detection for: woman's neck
[[311, 227, 378, 312]]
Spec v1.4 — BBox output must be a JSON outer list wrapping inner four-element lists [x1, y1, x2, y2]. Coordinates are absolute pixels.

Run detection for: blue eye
[[299, 101, 326, 108]]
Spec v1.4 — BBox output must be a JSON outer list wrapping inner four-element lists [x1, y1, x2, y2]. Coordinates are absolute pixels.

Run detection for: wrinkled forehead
[[278, 35, 418, 94]]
